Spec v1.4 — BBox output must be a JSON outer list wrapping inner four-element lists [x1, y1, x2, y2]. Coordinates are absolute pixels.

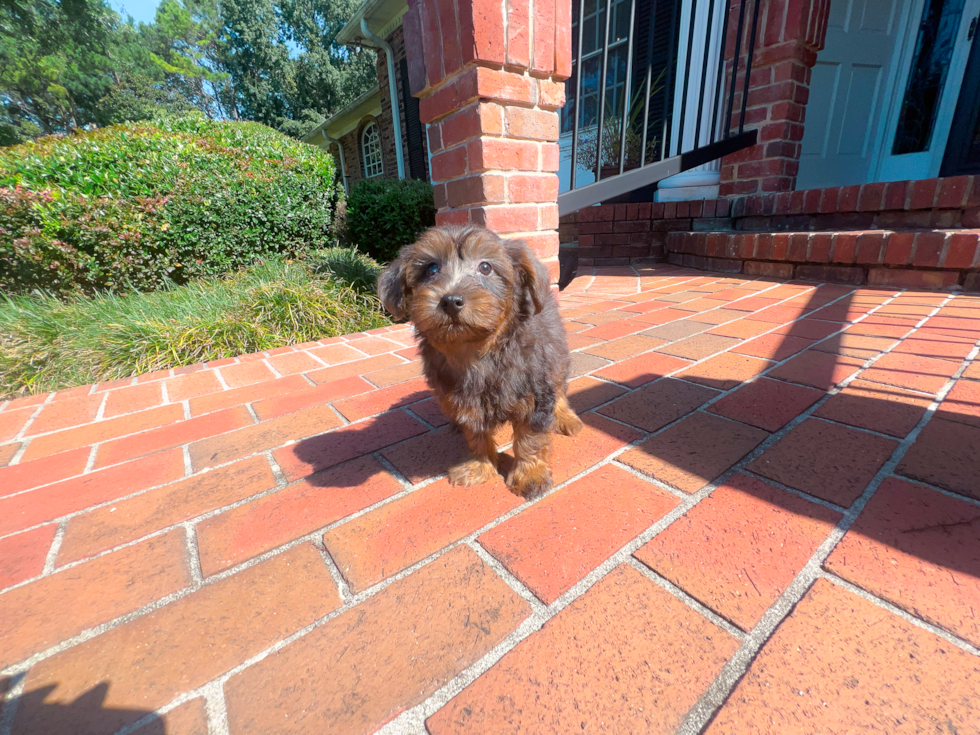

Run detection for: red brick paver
[[224, 546, 530, 735], [825, 476, 980, 646], [749, 418, 898, 507], [705, 579, 980, 733], [480, 465, 680, 603], [3, 265, 979, 734], [635, 474, 840, 630], [14, 544, 338, 735], [427, 564, 739, 734]]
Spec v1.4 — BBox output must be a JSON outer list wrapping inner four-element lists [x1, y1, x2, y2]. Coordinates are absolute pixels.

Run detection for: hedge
[[0, 116, 342, 294], [344, 177, 435, 262]]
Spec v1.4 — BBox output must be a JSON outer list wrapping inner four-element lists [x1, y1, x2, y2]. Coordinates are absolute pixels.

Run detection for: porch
[[2, 266, 979, 733]]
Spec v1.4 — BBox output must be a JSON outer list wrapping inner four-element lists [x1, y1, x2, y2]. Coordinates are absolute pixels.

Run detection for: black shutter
[[400, 58, 428, 181]]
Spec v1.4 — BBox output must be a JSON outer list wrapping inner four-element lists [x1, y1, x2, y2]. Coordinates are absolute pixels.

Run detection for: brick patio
[[2, 265, 980, 734]]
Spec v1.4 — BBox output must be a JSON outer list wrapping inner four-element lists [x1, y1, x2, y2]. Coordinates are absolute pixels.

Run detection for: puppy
[[377, 225, 583, 498]]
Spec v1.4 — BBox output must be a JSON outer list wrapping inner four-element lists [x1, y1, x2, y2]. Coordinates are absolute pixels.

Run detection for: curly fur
[[377, 224, 582, 497]]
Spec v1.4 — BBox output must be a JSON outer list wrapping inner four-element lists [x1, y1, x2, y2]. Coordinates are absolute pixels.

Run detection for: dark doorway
[[941, 17, 980, 175]]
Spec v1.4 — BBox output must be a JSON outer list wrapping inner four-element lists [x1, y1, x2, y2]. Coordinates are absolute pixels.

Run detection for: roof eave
[[335, 0, 408, 47], [301, 85, 383, 143]]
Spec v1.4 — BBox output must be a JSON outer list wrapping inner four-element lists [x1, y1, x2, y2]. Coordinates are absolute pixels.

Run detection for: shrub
[[0, 256, 389, 396], [344, 178, 435, 262], [313, 246, 382, 293], [0, 116, 342, 295]]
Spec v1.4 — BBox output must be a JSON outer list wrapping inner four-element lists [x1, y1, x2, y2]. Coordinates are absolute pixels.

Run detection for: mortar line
[[184, 523, 204, 584], [0, 672, 26, 735], [626, 557, 747, 641], [41, 522, 66, 575], [818, 571, 980, 656]]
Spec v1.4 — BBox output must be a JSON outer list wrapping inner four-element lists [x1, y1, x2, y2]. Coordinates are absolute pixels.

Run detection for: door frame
[[870, 0, 980, 181]]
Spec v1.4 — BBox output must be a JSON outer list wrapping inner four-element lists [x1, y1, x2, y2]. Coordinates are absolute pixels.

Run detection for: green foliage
[[0, 116, 342, 294], [345, 178, 436, 262], [313, 246, 382, 293], [147, 0, 236, 120], [0, 256, 389, 396], [94, 73, 191, 127], [0, 0, 165, 143], [0, 0, 378, 144]]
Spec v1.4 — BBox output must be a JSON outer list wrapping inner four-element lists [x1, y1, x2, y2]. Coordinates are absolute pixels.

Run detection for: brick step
[[666, 229, 980, 291]]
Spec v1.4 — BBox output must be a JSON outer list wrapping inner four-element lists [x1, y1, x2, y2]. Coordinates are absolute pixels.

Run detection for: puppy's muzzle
[[439, 293, 465, 317]]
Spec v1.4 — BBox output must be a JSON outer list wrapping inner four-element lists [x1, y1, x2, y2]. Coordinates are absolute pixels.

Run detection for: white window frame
[[361, 122, 384, 178]]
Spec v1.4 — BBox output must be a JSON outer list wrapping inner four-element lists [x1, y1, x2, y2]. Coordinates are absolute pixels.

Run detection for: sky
[[113, 0, 162, 25]]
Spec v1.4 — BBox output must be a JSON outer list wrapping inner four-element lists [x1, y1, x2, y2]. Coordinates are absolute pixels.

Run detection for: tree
[[0, 0, 181, 142], [0, 0, 379, 144], [218, 0, 294, 126], [149, 0, 235, 119], [218, 0, 376, 136], [279, 0, 376, 137]]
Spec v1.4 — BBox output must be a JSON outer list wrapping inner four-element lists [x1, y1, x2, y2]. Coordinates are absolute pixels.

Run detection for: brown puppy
[[378, 225, 582, 498]]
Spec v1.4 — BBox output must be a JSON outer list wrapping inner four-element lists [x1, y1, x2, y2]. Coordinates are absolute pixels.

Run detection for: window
[[361, 122, 384, 178]]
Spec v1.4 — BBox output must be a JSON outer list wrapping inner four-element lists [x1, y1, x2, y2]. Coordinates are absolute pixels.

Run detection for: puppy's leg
[[448, 427, 499, 486], [553, 390, 583, 437], [507, 421, 553, 499]]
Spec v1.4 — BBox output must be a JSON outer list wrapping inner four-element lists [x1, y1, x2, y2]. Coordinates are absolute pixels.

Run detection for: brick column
[[719, 0, 830, 196], [402, 0, 571, 286]]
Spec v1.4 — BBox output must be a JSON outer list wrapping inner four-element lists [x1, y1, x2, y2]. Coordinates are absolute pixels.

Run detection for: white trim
[[657, 0, 726, 198], [336, 0, 408, 46]]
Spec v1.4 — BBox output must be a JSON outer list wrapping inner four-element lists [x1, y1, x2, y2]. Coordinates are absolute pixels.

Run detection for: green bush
[[0, 116, 342, 295], [0, 256, 389, 396], [313, 246, 382, 293], [344, 178, 435, 262]]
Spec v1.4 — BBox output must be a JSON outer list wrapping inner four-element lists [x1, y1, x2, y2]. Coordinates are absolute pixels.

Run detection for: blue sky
[[113, 0, 161, 25]]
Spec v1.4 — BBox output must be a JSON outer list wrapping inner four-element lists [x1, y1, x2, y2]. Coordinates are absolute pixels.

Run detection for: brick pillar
[[402, 0, 571, 286], [719, 0, 830, 196]]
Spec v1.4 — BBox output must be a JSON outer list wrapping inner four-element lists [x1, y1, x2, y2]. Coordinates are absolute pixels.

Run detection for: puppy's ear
[[377, 256, 407, 321], [507, 240, 551, 316]]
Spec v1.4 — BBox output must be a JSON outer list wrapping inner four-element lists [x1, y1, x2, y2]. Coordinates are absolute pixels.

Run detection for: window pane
[[362, 123, 383, 178], [891, 0, 966, 155]]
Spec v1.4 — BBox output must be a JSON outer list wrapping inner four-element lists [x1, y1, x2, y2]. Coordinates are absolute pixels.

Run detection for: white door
[[875, 0, 980, 181], [797, 0, 906, 189]]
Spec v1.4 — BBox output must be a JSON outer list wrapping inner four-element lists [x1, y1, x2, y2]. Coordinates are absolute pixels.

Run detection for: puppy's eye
[[426, 262, 440, 277], [478, 261, 492, 276]]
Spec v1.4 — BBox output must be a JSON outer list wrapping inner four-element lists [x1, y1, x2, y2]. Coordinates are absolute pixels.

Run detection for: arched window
[[361, 122, 383, 178]]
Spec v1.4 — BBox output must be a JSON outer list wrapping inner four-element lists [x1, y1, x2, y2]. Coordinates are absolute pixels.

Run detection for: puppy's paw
[[449, 459, 498, 487], [507, 460, 553, 499], [554, 410, 583, 437]]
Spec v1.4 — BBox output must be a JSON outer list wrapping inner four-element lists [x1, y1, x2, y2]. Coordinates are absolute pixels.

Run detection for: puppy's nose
[[440, 294, 465, 316]]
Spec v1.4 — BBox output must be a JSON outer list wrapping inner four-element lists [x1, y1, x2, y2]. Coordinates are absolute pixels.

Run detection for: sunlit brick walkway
[[2, 264, 980, 734]]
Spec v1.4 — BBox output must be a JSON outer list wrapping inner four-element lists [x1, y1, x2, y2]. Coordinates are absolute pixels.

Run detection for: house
[[311, 0, 980, 291], [302, 0, 430, 191]]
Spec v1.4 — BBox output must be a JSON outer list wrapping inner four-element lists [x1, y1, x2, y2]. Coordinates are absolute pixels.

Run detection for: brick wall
[[719, 0, 830, 196], [403, 0, 571, 286], [560, 201, 729, 267]]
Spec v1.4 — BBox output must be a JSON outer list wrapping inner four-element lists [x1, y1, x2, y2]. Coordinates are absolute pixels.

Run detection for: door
[[797, 0, 905, 190], [941, 17, 980, 174], [875, 0, 979, 180]]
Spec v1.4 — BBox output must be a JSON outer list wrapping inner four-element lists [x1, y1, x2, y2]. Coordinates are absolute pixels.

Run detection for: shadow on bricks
[[279, 280, 977, 584], [10, 682, 159, 735], [556, 284, 980, 579]]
